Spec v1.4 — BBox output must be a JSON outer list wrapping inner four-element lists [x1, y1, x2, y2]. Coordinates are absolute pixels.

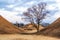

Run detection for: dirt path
[[0, 34, 60, 40]]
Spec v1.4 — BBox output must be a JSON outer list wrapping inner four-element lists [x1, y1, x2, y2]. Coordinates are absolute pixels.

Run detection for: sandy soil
[[0, 34, 60, 40]]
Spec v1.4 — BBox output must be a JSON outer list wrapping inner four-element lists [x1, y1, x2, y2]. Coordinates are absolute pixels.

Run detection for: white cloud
[[46, 5, 56, 10], [25, 1, 37, 5], [0, 0, 60, 23], [6, 5, 15, 8], [0, 9, 24, 23], [54, 0, 60, 10], [51, 0, 60, 18], [0, 0, 17, 4], [46, 0, 60, 20], [55, 0, 60, 3], [53, 12, 60, 18], [13, 7, 28, 12], [24, 1, 39, 7]]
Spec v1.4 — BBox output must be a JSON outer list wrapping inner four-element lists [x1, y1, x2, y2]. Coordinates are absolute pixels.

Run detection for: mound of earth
[[20, 23, 44, 33], [0, 15, 24, 34], [40, 18, 60, 37]]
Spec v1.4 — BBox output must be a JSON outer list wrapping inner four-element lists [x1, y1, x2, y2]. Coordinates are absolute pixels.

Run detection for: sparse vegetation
[[14, 22, 24, 27], [0, 15, 24, 34], [23, 2, 49, 32], [40, 18, 60, 38], [0, 1, 60, 40]]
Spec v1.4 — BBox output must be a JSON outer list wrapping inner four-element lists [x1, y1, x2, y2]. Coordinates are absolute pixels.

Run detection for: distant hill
[[14, 23, 24, 27], [0, 15, 24, 34], [20, 23, 44, 33], [41, 23, 50, 27], [40, 18, 60, 37]]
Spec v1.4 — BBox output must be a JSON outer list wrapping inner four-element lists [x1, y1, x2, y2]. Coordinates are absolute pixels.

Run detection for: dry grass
[[0, 15, 25, 34], [0, 16, 60, 40], [0, 16, 44, 34], [40, 18, 60, 38], [0, 34, 60, 40], [20, 23, 44, 33]]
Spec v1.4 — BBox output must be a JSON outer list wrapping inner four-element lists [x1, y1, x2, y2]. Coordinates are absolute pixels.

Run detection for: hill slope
[[40, 18, 60, 37], [0, 15, 23, 34], [20, 23, 44, 33]]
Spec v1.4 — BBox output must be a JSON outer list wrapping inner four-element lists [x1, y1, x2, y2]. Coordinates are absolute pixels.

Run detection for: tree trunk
[[37, 21, 40, 32]]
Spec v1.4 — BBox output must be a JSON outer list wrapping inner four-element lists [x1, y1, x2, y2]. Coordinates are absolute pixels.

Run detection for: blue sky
[[0, 0, 60, 24]]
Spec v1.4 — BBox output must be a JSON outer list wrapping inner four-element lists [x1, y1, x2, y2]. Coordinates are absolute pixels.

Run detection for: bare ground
[[0, 34, 60, 40]]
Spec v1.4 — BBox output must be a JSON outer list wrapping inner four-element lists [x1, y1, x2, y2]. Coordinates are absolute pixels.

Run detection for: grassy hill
[[0, 15, 24, 34], [40, 18, 60, 37], [19, 23, 44, 33]]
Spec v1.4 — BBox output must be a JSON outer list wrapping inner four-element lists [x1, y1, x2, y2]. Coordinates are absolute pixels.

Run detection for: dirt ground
[[0, 34, 60, 40]]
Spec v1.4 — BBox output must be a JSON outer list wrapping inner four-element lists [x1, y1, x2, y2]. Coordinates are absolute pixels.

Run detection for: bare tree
[[23, 2, 49, 32]]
